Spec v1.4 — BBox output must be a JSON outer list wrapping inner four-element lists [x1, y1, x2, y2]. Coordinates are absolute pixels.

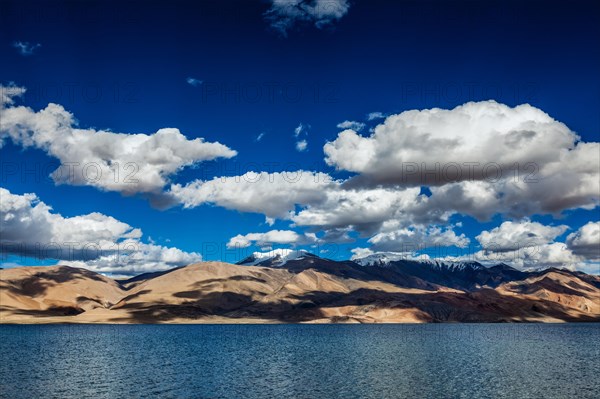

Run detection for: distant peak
[[236, 249, 318, 267]]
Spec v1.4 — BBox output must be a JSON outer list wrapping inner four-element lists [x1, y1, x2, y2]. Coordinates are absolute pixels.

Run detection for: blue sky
[[1, 0, 599, 274]]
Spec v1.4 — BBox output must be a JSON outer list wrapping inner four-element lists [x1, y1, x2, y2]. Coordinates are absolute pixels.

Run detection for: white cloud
[[0, 187, 200, 274], [61, 244, 200, 275], [296, 139, 308, 152], [325, 128, 376, 175], [0, 85, 237, 199], [186, 77, 203, 87], [170, 169, 451, 238], [472, 242, 582, 271], [350, 247, 375, 260], [12, 41, 41, 56], [170, 170, 426, 236], [294, 123, 308, 137], [265, 0, 350, 36], [1, 83, 595, 275], [326, 101, 599, 220], [292, 186, 424, 235], [170, 171, 336, 219], [162, 99, 598, 271], [336, 120, 365, 131], [567, 221, 600, 261], [368, 225, 470, 252], [325, 101, 586, 185], [367, 111, 386, 121], [464, 220, 589, 271], [0, 187, 139, 250], [227, 229, 317, 249], [255, 132, 266, 142], [476, 220, 568, 252], [0, 84, 26, 106], [350, 220, 596, 272], [294, 123, 309, 151], [421, 159, 599, 220]]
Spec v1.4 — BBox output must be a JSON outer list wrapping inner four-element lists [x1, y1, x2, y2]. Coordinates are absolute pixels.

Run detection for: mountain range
[[1, 250, 599, 323]]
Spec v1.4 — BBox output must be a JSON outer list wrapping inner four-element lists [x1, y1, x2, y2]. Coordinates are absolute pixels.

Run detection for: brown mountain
[[1, 258, 599, 324]]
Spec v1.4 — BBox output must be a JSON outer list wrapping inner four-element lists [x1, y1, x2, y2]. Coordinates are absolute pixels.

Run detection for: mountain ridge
[[1, 257, 599, 324]]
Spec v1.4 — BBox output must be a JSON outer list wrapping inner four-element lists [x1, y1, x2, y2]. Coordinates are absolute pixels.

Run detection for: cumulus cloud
[[471, 242, 582, 271], [476, 220, 568, 252], [421, 159, 599, 220], [292, 186, 424, 235], [0, 187, 200, 275], [0, 85, 237, 199], [306, 207, 593, 272], [170, 171, 336, 219], [4, 91, 593, 273], [167, 168, 475, 242], [265, 0, 350, 36], [12, 41, 41, 56], [463, 220, 586, 270], [164, 100, 597, 271], [227, 229, 317, 249], [467, 221, 600, 274], [567, 221, 600, 261], [61, 244, 201, 276], [326, 101, 585, 185], [350, 218, 596, 271], [170, 170, 426, 236], [336, 120, 365, 131], [326, 101, 599, 220], [367, 225, 470, 252], [350, 247, 376, 260]]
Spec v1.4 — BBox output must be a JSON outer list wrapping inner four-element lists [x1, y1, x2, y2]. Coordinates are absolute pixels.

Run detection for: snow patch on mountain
[[418, 259, 485, 272]]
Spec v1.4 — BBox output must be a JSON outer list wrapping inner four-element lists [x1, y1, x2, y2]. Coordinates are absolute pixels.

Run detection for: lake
[[1, 324, 598, 398]]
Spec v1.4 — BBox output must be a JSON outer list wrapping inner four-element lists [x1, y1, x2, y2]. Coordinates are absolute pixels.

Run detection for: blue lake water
[[0, 324, 598, 398]]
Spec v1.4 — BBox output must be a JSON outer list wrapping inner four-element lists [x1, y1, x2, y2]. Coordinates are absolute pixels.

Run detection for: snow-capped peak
[[351, 252, 410, 267], [236, 249, 313, 267], [352, 252, 485, 272]]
